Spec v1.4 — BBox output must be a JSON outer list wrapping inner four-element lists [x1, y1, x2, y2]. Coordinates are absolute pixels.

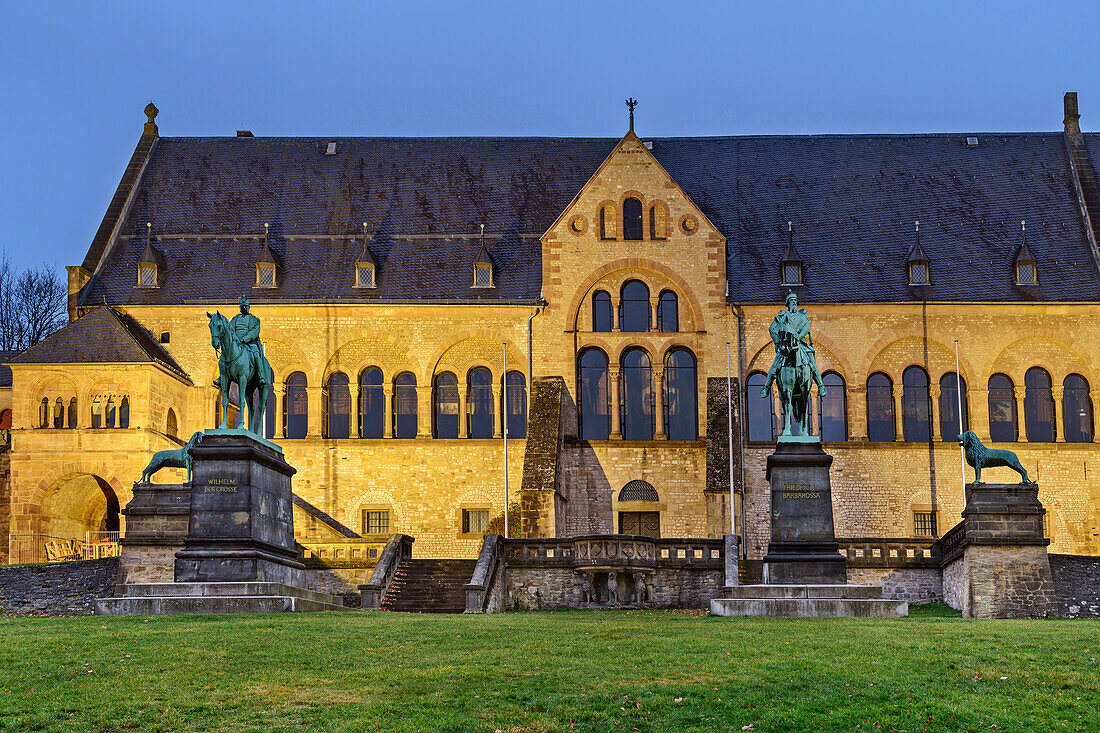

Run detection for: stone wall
[[846, 568, 943, 603], [944, 545, 1060, 619], [0, 558, 117, 615], [1049, 553, 1100, 618], [505, 565, 722, 611]]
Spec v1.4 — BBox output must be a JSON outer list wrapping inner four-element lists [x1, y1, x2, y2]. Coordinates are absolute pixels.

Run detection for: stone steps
[[95, 582, 348, 615], [381, 559, 477, 613], [710, 584, 908, 618]]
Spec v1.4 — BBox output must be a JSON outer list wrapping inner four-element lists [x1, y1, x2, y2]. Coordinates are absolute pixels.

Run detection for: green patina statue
[[207, 296, 273, 436], [761, 291, 827, 439], [957, 431, 1031, 483]]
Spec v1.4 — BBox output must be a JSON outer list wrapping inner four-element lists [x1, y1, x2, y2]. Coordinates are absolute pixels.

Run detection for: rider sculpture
[[208, 296, 273, 436], [760, 291, 826, 438]]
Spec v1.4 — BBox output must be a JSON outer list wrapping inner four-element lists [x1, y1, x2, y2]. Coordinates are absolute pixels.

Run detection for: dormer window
[[254, 223, 279, 289], [907, 221, 930, 285], [780, 221, 803, 285], [1015, 221, 1038, 285], [472, 226, 494, 288], [135, 223, 164, 288], [355, 223, 378, 288]]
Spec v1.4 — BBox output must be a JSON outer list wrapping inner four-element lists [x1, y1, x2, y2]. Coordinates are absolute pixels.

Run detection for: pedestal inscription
[[763, 441, 846, 585], [175, 430, 305, 586]]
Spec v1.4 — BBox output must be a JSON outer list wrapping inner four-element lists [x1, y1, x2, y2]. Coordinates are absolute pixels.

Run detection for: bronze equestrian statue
[[761, 291, 827, 438], [208, 296, 273, 436]]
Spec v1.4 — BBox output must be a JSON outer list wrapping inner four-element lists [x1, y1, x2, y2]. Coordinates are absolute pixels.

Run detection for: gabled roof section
[[10, 307, 190, 382], [256, 224, 281, 266], [0, 350, 21, 389], [355, 226, 377, 267], [137, 239, 166, 268], [1016, 222, 1037, 264], [906, 224, 929, 263]]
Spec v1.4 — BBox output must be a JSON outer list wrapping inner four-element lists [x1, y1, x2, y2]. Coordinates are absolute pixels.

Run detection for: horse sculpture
[[207, 311, 273, 436], [775, 331, 813, 437]]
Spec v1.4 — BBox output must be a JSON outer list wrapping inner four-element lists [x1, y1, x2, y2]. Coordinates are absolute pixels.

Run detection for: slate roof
[[10, 307, 190, 381], [0, 351, 20, 389], [79, 132, 1100, 306]]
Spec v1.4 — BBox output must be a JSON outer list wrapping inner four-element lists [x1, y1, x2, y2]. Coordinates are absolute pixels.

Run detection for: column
[[382, 385, 393, 438], [929, 385, 942, 442], [307, 386, 323, 437], [351, 386, 360, 439], [491, 386, 502, 438], [653, 368, 666, 440], [892, 386, 904, 442], [649, 298, 660, 332], [1092, 390, 1100, 443], [1052, 387, 1065, 443], [458, 387, 468, 438], [609, 368, 622, 439], [611, 298, 621, 332], [1014, 387, 1028, 442], [416, 385, 432, 438]]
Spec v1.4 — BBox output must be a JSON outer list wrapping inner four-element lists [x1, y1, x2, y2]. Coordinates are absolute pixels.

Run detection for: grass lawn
[[0, 605, 1096, 732]]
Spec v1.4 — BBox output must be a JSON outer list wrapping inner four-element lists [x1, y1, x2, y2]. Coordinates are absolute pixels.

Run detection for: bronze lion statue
[[957, 431, 1030, 483]]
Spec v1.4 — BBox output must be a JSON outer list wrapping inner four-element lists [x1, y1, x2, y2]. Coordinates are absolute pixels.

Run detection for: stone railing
[[358, 534, 414, 609], [837, 537, 939, 569], [299, 538, 387, 568], [505, 535, 725, 571], [464, 533, 505, 613], [932, 522, 966, 566]]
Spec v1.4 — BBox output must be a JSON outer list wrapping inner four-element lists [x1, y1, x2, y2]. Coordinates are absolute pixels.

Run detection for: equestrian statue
[[208, 296, 273, 436], [761, 291, 827, 439]]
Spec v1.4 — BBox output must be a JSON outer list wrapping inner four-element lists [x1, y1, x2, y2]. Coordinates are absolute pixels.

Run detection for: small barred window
[[473, 263, 493, 288], [909, 262, 929, 285], [462, 509, 490, 534], [782, 263, 802, 285], [1017, 262, 1036, 285], [256, 264, 276, 288], [913, 511, 937, 537], [356, 263, 375, 288], [138, 264, 158, 287], [362, 509, 390, 534]]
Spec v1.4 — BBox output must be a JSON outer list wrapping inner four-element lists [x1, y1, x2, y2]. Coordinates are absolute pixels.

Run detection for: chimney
[[1064, 92, 1080, 135]]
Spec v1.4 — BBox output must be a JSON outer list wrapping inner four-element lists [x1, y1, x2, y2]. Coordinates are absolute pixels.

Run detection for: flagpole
[[955, 340, 966, 506], [503, 341, 509, 539], [726, 342, 736, 535]]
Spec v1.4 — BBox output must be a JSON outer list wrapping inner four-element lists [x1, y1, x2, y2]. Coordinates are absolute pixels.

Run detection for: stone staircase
[[96, 582, 348, 615], [380, 559, 477, 613], [710, 584, 908, 618]]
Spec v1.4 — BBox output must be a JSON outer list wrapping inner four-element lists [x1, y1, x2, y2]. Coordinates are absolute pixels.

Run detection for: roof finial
[[480, 223, 485, 241], [625, 98, 637, 132], [915, 220, 920, 232], [146, 221, 151, 246], [1021, 219, 1026, 232], [143, 101, 159, 136]]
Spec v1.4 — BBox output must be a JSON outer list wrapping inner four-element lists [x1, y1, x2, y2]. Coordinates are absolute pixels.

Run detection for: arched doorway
[[21, 473, 124, 562], [617, 480, 661, 538]]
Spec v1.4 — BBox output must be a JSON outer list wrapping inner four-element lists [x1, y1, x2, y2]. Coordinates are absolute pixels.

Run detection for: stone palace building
[[2, 94, 1099, 565]]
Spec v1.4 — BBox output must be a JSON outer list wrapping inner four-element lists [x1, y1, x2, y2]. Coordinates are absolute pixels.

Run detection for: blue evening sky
[[2, 1, 1098, 272]]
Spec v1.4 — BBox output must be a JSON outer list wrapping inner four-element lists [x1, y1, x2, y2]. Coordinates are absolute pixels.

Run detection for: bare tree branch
[[0, 253, 67, 351]]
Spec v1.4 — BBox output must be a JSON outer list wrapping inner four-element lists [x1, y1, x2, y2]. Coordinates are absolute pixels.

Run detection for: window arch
[[746, 372, 775, 442], [902, 366, 931, 442], [105, 398, 117, 429], [53, 398, 64, 429], [619, 280, 650, 332], [599, 204, 616, 240], [1062, 374, 1093, 443], [120, 397, 130, 428], [938, 374, 969, 441], [988, 374, 1017, 442], [504, 371, 527, 439], [324, 372, 351, 439], [657, 290, 678, 332], [91, 397, 102, 429], [358, 367, 384, 439], [467, 367, 494, 439], [819, 372, 847, 441], [623, 197, 643, 240], [39, 397, 48, 428], [166, 408, 178, 440], [1024, 367, 1055, 442], [67, 398, 77, 429], [433, 372, 459, 438], [620, 348, 653, 440], [592, 290, 613, 332], [578, 348, 610, 440], [284, 372, 308, 439], [867, 373, 896, 442], [649, 204, 668, 240], [664, 348, 697, 440], [393, 372, 417, 439]]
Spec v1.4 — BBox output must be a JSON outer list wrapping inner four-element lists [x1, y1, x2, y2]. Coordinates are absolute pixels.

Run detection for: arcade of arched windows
[[596, 196, 672, 242], [745, 363, 1097, 445], [585, 279, 689, 334], [34, 393, 131, 430]]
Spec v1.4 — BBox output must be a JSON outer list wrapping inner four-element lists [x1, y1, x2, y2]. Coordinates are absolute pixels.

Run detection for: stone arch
[[322, 335, 419, 385], [867, 337, 962, 385], [990, 337, 1093, 386], [612, 342, 656, 364], [28, 373, 79, 402], [566, 258, 705, 333], [427, 332, 525, 382], [30, 464, 130, 536], [859, 329, 978, 384]]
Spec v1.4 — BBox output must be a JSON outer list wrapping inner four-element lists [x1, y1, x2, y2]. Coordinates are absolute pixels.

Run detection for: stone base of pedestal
[[763, 441, 848, 585], [95, 582, 347, 615], [710, 584, 908, 618]]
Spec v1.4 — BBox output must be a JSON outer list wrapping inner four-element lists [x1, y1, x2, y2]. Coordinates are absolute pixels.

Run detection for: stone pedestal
[[174, 430, 305, 586], [116, 482, 191, 589], [762, 440, 846, 585]]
